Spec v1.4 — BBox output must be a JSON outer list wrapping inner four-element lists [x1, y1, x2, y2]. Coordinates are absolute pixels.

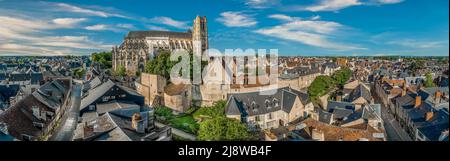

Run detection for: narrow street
[[371, 85, 412, 141], [155, 121, 197, 141], [50, 83, 82, 141]]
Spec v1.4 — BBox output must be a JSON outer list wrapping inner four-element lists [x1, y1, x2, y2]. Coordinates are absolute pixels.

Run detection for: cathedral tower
[[192, 16, 208, 56]]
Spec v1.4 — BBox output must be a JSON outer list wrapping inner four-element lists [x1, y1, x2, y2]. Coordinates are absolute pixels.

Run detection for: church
[[112, 16, 208, 75]]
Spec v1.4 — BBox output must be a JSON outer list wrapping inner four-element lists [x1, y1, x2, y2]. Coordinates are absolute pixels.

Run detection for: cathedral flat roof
[[126, 30, 192, 39]]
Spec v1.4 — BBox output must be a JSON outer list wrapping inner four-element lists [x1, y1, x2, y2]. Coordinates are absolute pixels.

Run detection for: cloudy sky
[[0, 0, 448, 56]]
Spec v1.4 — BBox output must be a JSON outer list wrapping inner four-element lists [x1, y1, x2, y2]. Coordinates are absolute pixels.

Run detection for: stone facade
[[135, 73, 167, 106], [112, 16, 208, 75]]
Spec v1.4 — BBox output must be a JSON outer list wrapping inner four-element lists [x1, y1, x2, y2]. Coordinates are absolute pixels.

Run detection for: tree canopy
[[332, 67, 352, 88], [197, 116, 252, 141], [91, 52, 112, 68], [308, 75, 336, 100], [424, 72, 436, 87]]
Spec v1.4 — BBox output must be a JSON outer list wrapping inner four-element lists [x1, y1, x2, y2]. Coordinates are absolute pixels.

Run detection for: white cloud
[[52, 18, 87, 27], [306, 0, 362, 12], [387, 39, 448, 49], [151, 16, 189, 29], [0, 15, 111, 55], [268, 14, 299, 21], [84, 24, 123, 32], [245, 0, 280, 9], [117, 23, 135, 29], [85, 24, 108, 30], [146, 25, 169, 31], [287, 0, 405, 12], [55, 3, 129, 19], [254, 14, 365, 50], [376, 0, 404, 4], [217, 11, 257, 27], [311, 15, 321, 20]]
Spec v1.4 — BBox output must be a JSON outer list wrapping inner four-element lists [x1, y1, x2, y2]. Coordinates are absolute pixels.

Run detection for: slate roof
[[318, 110, 333, 124], [80, 108, 170, 141], [0, 79, 71, 140], [291, 118, 384, 141], [0, 84, 20, 102], [80, 80, 115, 111], [327, 101, 355, 111], [347, 84, 372, 102], [126, 31, 192, 39], [96, 100, 140, 115], [225, 87, 308, 116], [415, 109, 449, 141], [332, 108, 354, 120]]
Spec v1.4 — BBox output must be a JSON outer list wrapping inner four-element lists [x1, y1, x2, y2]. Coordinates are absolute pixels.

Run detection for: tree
[[91, 52, 112, 68], [145, 50, 208, 81], [308, 75, 335, 100], [197, 117, 252, 141], [74, 68, 85, 79], [145, 50, 174, 78], [408, 61, 425, 75], [332, 67, 352, 88], [424, 72, 436, 87], [117, 65, 126, 77], [193, 100, 227, 119]]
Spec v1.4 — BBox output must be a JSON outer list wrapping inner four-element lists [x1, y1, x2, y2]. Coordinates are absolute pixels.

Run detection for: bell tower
[[193, 16, 208, 56]]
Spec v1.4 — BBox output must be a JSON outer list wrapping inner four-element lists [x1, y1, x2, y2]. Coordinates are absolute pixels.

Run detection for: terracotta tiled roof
[[291, 118, 384, 141]]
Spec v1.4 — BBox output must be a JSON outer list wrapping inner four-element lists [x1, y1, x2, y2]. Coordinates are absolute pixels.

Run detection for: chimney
[[425, 111, 434, 121], [131, 113, 141, 130], [435, 90, 442, 104], [415, 96, 422, 108], [401, 81, 407, 96], [311, 128, 325, 141], [336, 95, 342, 102]]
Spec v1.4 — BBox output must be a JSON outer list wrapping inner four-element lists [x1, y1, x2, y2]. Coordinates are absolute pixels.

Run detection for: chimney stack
[[435, 90, 442, 104], [311, 128, 325, 141], [131, 113, 142, 130], [401, 82, 407, 96], [336, 95, 342, 102], [425, 111, 434, 121], [415, 96, 422, 108]]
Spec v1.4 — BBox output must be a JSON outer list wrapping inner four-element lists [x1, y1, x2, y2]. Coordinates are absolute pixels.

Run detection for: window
[[22, 134, 32, 141], [255, 115, 261, 122], [273, 98, 279, 107], [102, 96, 109, 102], [268, 113, 273, 120]]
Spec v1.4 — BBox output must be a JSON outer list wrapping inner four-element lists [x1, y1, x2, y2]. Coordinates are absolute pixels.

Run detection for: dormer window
[[21, 134, 33, 141], [273, 98, 279, 107], [265, 100, 271, 108]]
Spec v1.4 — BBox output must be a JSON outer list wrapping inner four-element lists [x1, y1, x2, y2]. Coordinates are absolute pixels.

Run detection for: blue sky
[[0, 0, 448, 56]]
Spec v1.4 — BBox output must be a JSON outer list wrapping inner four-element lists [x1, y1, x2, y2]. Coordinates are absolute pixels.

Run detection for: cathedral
[[112, 16, 208, 75]]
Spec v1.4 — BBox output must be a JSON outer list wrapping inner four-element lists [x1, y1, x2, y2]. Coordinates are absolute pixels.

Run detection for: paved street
[[155, 121, 197, 141], [50, 83, 82, 141], [371, 88, 412, 141]]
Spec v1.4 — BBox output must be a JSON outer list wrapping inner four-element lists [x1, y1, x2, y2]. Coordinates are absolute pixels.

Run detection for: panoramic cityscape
[[0, 0, 448, 142]]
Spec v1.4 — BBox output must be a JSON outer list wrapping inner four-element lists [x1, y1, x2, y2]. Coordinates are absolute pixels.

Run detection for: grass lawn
[[169, 115, 199, 134], [154, 106, 199, 134]]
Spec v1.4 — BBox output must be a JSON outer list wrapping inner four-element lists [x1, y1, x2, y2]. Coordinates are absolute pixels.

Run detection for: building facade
[[112, 16, 208, 75]]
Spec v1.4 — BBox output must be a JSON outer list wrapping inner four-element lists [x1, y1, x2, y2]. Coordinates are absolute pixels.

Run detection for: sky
[[0, 0, 448, 56]]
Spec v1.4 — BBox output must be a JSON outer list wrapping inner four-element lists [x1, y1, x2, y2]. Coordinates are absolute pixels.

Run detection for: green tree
[[145, 50, 208, 81], [332, 67, 352, 88], [91, 52, 112, 68], [74, 68, 85, 79], [117, 65, 126, 77], [424, 72, 436, 87], [308, 75, 335, 100], [193, 100, 227, 119], [197, 117, 252, 141]]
